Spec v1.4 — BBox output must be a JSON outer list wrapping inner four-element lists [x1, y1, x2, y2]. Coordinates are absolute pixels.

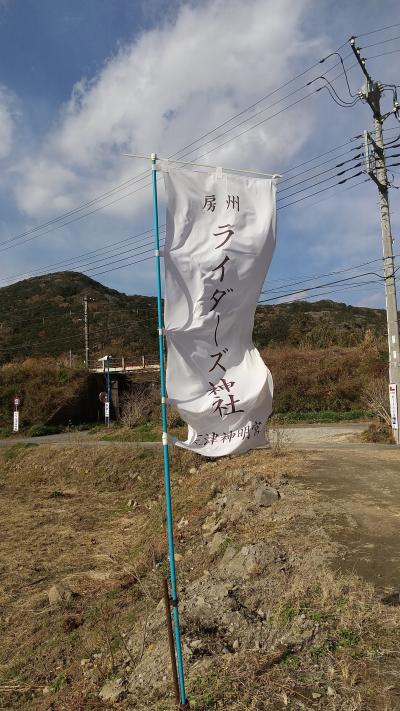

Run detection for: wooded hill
[[0, 271, 389, 365]]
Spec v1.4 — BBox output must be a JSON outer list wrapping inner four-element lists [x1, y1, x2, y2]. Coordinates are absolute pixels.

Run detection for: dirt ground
[[0, 440, 399, 710], [301, 448, 400, 592]]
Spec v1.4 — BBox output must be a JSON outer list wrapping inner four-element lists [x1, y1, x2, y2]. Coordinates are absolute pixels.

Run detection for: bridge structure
[[89, 355, 160, 374]]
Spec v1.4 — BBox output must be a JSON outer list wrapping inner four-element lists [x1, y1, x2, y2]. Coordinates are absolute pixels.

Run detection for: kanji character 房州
[[203, 195, 216, 212], [209, 348, 228, 373], [213, 224, 234, 249], [226, 194, 240, 211], [210, 287, 233, 311], [211, 255, 230, 282]]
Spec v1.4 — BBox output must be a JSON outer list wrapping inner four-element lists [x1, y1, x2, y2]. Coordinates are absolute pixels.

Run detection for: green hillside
[[0, 272, 158, 366], [0, 271, 389, 366]]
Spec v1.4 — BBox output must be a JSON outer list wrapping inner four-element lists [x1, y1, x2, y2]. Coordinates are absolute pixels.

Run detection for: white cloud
[[0, 87, 14, 160], [13, 0, 322, 219]]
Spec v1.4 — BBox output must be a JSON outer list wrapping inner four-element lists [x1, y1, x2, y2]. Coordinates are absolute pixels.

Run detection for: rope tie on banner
[[151, 152, 188, 708]]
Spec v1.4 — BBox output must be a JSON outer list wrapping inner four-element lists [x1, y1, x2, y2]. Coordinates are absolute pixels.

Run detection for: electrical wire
[[360, 34, 400, 50], [0, 42, 371, 253], [0, 135, 366, 287], [279, 148, 363, 188], [319, 51, 357, 98], [278, 172, 366, 209], [276, 163, 363, 203], [0, 33, 396, 260], [307, 75, 360, 107], [364, 48, 400, 60], [354, 23, 400, 39], [259, 272, 386, 303], [0, 51, 348, 251]]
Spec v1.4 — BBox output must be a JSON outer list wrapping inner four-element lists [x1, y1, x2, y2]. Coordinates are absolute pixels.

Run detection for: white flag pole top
[[123, 153, 282, 180], [162, 164, 277, 458]]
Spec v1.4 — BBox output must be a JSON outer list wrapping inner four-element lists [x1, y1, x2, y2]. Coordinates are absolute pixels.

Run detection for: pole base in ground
[[163, 578, 180, 704]]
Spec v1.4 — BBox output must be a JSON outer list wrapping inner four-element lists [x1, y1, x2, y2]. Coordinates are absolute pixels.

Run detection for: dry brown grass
[[263, 344, 385, 414], [0, 444, 398, 711]]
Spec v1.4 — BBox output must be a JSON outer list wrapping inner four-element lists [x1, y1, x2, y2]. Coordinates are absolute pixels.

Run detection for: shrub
[[361, 376, 391, 426], [361, 422, 394, 444], [29, 424, 63, 437], [119, 385, 154, 428]]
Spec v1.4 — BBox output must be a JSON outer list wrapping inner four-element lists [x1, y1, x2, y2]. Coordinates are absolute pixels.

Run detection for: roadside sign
[[389, 384, 398, 429], [104, 402, 110, 418], [13, 411, 19, 433], [99, 391, 108, 404], [14, 396, 21, 408]]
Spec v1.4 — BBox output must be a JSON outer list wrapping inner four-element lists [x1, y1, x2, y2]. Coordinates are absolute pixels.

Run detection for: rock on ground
[[99, 677, 125, 703]]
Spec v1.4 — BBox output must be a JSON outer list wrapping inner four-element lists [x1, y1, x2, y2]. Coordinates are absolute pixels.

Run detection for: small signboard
[[13, 410, 19, 433], [389, 384, 398, 429], [14, 396, 21, 408], [104, 401, 110, 419]]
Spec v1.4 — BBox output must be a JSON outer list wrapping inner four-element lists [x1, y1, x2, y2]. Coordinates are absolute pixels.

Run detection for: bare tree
[[362, 376, 392, 426], [120, 386, 153, 428]]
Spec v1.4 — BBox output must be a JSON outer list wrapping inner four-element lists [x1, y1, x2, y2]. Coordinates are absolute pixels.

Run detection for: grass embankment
[[0, 342, 387, 437], [264, 344, 386, 415], [0, 358, 85, 435], [0, 444, 398, 710]]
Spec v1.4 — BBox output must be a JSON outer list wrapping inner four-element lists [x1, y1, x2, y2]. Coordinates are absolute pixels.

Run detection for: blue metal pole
[[151, 152, 187, 707]]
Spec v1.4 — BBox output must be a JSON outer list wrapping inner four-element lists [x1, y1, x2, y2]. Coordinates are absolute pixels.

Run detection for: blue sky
[[0, 0, 399, 308]]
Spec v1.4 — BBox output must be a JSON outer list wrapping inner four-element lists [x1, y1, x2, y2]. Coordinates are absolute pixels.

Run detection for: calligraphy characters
[[202, 194, 240, 213], [194, 421, 262, 447], [200, 191, 244, 420]]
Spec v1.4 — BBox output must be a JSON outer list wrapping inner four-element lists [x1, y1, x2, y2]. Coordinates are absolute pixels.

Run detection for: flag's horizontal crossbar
[[123, 153, 282, 179]]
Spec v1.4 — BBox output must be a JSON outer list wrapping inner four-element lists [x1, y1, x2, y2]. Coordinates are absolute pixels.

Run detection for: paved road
[[301, 448, 400, 592], [1, 423, 395, 450]]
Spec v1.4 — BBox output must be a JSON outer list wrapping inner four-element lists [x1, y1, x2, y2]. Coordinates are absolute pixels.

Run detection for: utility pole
[[83, 296, 89, 370], [351, 37, 400, 443]]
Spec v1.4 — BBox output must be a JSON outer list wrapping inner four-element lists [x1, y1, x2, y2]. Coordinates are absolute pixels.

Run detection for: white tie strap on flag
[[163, 167, 277, 457]]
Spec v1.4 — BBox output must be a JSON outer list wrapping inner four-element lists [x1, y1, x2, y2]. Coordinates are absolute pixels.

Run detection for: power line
[[0, 52, 341, 250], [360, 34, 400, 50], [0, 140, 366, 287], [364, 48, 400, 60], [259, 272, 386, 303], [276, 162, 363, 202], [278, 174, 367, 209], [279, 148, 363, 187], [354, 22, 400, 39], [0, 39, 376, 254], [0, 227, 158, 286]]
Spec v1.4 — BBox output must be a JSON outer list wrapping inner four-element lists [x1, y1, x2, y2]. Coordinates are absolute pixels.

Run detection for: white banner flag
[[163, 167, 276, 457]]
